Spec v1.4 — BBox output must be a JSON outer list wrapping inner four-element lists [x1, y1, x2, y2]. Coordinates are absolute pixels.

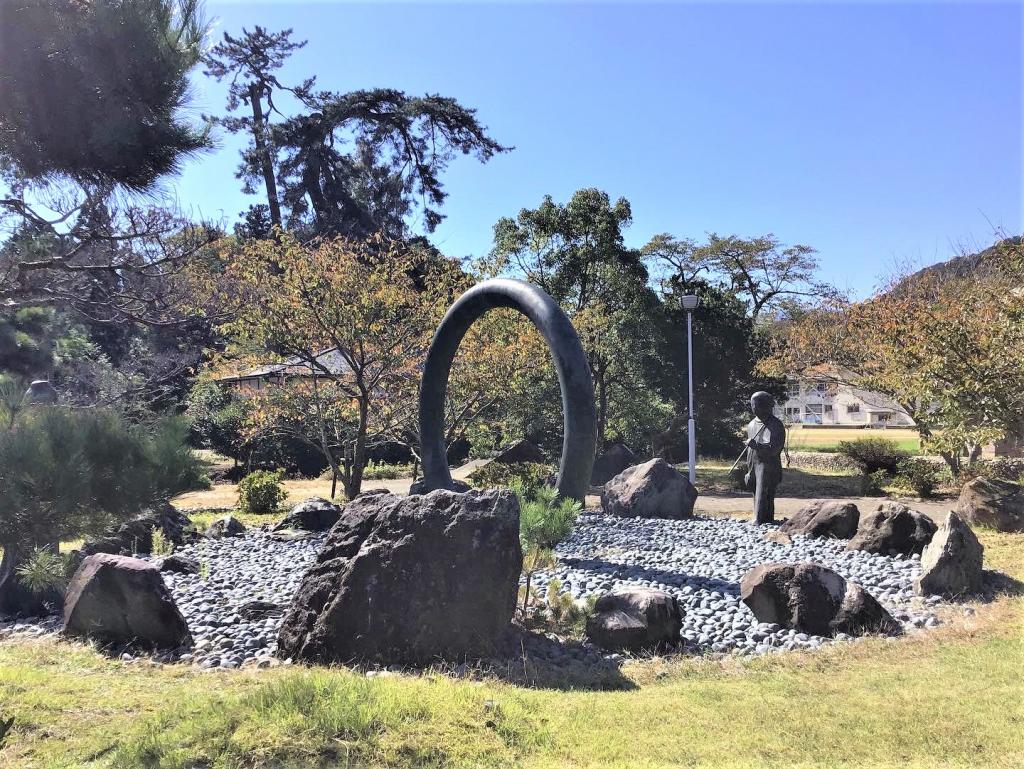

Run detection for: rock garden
[[2, 451, 1012, 678]]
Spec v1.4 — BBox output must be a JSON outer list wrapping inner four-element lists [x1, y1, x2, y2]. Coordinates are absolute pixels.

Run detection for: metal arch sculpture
[[418, 279, 597, 502]]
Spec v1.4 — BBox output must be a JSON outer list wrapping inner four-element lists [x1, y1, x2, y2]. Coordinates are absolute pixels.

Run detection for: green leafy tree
[[645, 281, 784, 457], [644, 232, 835, 322], [488, 189, 666, 448]]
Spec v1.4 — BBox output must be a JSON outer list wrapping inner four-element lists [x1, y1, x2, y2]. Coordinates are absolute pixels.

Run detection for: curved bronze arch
[[418, 279, 597, 502]]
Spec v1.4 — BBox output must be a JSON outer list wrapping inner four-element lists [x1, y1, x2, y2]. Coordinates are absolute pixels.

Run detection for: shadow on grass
[[471, 628, 638, 691], [700, 466, 868, 498], [982, 569, 1024, 598]]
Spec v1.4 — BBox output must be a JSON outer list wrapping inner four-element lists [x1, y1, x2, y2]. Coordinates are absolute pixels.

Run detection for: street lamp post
[[681, 295, 699, 485]]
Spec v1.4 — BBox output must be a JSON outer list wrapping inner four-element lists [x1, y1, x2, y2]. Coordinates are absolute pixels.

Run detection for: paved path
[[175, 458, 955, 523]]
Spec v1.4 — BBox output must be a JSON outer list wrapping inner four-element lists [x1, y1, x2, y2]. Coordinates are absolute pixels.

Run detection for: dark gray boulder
[[957, 477, 1024, 532], [780, 500, 860, 540], [205, 515, 246, 538], [154, 554, 200, 575], [601, 458, 697, 520], [63, 554, 192, 649], [277, 489, 522, 665], [915, 512, 984, 597], [586, 588, 683, 652], [846, 502, 937, 556], [79, 502, 198, 557], [272, 497, 341, 533], [740, 562, 900, 637], [408, 477, 471, 495], [591, 443, 637, 486], [492, 439, 546, 465]]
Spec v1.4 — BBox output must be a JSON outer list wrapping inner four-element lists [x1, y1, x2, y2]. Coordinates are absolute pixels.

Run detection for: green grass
[[2, 528, 1022, 768], [786, 426, 922, 453], [697, 459, 866, 498], [186, 509, 280, 533]]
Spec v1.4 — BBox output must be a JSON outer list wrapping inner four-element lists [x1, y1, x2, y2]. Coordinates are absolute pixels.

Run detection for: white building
[[778, 374, 915, 427]]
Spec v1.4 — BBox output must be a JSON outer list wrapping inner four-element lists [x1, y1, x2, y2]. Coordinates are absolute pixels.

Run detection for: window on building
[[786, 381, 800, 399], [784, 406, 801, 422], [805, 403, 823, 424], [846, 404, 861, 414]]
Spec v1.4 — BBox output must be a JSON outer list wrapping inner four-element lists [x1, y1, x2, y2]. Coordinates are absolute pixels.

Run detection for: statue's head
[[750, 391, 775, 420]]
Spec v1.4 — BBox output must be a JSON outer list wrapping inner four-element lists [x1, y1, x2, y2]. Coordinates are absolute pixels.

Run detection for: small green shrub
[[543, 578, 594, 636], [149, 528, 173, 557], [14, 547, 70, 596], [470, 462, 553, 498], [237, 470, 286, 514], [895, 458, 944, 498], [362, 461, 413, 480], [838, 437, 909, 474], [861, 469, 888, 496]]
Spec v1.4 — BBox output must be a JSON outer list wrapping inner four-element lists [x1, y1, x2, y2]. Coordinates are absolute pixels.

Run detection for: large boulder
[[591, 443, 638, 486], [492, 439, 546, 465], [601, 458, 697, 520], [63, 554, 192, 649], [780, 500, 860, 540], [740, 562, 900, 637], [586, 588, 683, 652], [205, 515, 247, 538], [273, 497, 341, 533], [915, 512, 984, 597], [846, 502, 937, 556], [79, 502, 198, 557], [277, 489, 522, 665], [957, 477, 1024, 532]]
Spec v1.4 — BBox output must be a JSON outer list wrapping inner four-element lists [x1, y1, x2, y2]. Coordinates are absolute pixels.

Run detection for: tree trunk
[[346, 400, 369, 500], [330, 465, 338, 499], [249, 83, 282, 227]]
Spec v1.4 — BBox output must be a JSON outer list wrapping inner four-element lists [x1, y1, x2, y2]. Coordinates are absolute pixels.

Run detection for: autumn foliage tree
[[762, 236, 1024, 472], [207, 232, 546, 498]]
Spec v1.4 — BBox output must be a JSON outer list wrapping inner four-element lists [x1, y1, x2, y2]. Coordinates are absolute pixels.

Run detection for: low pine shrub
[[237, 470, 286, 514], [515, 484, 581, 620], [14, 547, 71, 596]]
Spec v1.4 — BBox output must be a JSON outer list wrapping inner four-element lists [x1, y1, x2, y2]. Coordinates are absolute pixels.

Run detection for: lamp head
[[681, 294, 699, 311]]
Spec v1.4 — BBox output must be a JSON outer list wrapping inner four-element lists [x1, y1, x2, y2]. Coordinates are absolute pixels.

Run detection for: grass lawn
[[786, 426, 922, 453], [2, 530, 1022, 768]]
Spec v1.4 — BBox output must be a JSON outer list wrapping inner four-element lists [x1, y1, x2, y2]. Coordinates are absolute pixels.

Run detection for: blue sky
[[170, 1, 1023, 297]]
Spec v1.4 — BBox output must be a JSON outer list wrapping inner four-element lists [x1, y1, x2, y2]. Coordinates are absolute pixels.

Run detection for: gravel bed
[[1, 514, 948, 667], [159, 531, 326, 669], [535, 513, 940, 655]]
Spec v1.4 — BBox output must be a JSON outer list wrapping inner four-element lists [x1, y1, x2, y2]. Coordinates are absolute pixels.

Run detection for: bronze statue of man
[[744, 391, 786, 524]]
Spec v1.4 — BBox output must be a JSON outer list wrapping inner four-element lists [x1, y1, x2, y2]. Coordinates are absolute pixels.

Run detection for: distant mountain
[[906, 236, 1021, 285]]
